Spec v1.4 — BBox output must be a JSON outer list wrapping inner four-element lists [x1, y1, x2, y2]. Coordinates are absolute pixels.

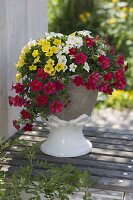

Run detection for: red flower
[[14, 83, 25, 94], [54, 80, 65, 91], [75, 53, 88, 64], [35, 94, 48, 106], [23, 123, 33, 131], [13, 120, 20, 130], [12, 95, 24, 107], [104, 72, 113, 81], [50, 100, 63, 113], [37, 68, 43, 78], [124, 63, 128, 72], [43, 82, 56, 95], [117, 54, 124, 66], [20, 110, 31, 119], [114, 69, 125, 82], [98, 54, 110, 69], [84, 72, 100, 90], [85, 36, 94, 47], [115, 81, 126, 90], [43, 72, 49, 80], [110, 46, 115, 55], [8, 96, 13, 106], [98, 81, 109, 92], [30, 80, 42, 92], [69, 47, 77, 56], [73, 76, 83, 86], [24, 100, 31, 108]]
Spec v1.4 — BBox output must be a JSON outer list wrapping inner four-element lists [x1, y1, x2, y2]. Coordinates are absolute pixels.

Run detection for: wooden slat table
[[2, 122, 133, 200]]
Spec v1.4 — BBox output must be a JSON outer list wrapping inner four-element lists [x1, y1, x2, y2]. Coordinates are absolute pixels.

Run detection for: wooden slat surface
[[1, 122, 133, 193]]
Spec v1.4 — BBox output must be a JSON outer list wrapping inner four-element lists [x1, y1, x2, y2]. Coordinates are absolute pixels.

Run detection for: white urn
[[41, 84, 98, 157]]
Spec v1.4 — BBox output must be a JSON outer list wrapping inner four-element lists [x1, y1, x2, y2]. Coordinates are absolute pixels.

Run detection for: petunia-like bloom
[[54, 80, 65, 91], [35, 94, 48, 106], [75, 53, 88, 65], [12, 95, 24, 107], [73, 76, 83, 86], [83, 62, 90, 72], [68, 47, 77, 56], [117, 53, 124, 66], [104, 72, 113, 81], [23, 123, 33, 131], [69, 63, 77, 72], [13, 83, 25, 94], [43, 82, 56, 95], [85, 72, 100, 90], [30, 80, 42, 92], [20, 110, 31, 119], [85, 36, 94, 47], [50, 100, 63, 113], [98, 54, 110, 69]]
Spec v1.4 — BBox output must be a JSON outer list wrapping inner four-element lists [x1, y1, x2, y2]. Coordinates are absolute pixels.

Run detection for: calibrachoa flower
[[98, 54, 110, 69], [75, 52, 88, 64], [43, 82, 56, 95], [50, 100, 64, 113], [30, 80, 42, 92], [9, 30, 128, 131]]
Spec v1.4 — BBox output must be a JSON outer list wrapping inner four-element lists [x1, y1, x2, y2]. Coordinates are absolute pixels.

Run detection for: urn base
[[40, 114, 92, 157]]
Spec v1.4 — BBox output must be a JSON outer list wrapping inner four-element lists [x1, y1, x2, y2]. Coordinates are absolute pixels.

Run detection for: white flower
[[69, 63, 77, 72], [76, 30, 94, 38], [83, 62, 90, 72], [45, 32, 63, 38], [63, 65, 68, 72], [66, 36, 83, 48], [62, 45, 70, 54], [97, 49, 106, 56], [58, 55, 67, 65], [56, 51, 63, 59]]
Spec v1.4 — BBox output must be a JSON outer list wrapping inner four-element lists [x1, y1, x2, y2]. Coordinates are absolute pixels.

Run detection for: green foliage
[[0, 139, 95, 200], [96, 90, 133, 110]]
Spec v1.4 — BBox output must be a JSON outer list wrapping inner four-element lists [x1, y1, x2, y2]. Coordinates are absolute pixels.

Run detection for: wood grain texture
[[2, 123, 133, 193], [0, 0, 48, 138]]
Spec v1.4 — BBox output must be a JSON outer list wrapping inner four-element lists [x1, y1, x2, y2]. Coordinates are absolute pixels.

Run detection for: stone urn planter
[[41, 84, 98, 157]]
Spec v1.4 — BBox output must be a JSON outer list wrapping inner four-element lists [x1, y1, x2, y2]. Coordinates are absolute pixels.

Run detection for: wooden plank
[[91, 148, 133, 159], [1, 162, 133, 193], [3, 148, 133, 172], [93, 143, 133, 152]]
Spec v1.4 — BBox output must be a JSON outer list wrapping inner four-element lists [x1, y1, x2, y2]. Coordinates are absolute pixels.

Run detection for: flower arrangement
[[9, 30, 128, 131]]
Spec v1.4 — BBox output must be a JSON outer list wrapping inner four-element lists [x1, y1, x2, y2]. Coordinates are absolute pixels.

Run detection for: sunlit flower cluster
[[9, 30, 128, 131]]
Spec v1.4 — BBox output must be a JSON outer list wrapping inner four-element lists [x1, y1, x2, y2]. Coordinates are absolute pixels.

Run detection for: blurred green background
[[48, 0, 133, 109]]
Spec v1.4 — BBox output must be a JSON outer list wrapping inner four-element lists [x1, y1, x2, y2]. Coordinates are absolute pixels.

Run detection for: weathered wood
[[2, 125, 133, 194]]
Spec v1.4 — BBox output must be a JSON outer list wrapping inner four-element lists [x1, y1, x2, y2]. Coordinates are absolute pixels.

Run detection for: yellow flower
[[16, 73, 21, 82], [85, 12, 91, 18], [34, 56, 40, 63], [44, 64, 54, 74], [122, 7, 128, 12], [45, 50, 53, 57], [107, 18, 117, 24], [55, 63, 65, 72], [16, 58, 25, 68], [53, 39, 61, 46], [29, 65, 37, 71], [112, 0, 119, 3], [79, 14, 87, 23], [32, 50, 39, 58], [121, 13, 127, 18], [42, 45, 50, 53], [38, 38, 50, 46], [47, 59, 54, 66], [129, 7, 133, 12], [50, 70, 56, 76], [50, 46, 58, 54], [22, 46, 30, 54]]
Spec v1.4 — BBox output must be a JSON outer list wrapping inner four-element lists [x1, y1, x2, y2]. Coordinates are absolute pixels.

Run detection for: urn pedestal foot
[[40, 114, 92, 157]]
